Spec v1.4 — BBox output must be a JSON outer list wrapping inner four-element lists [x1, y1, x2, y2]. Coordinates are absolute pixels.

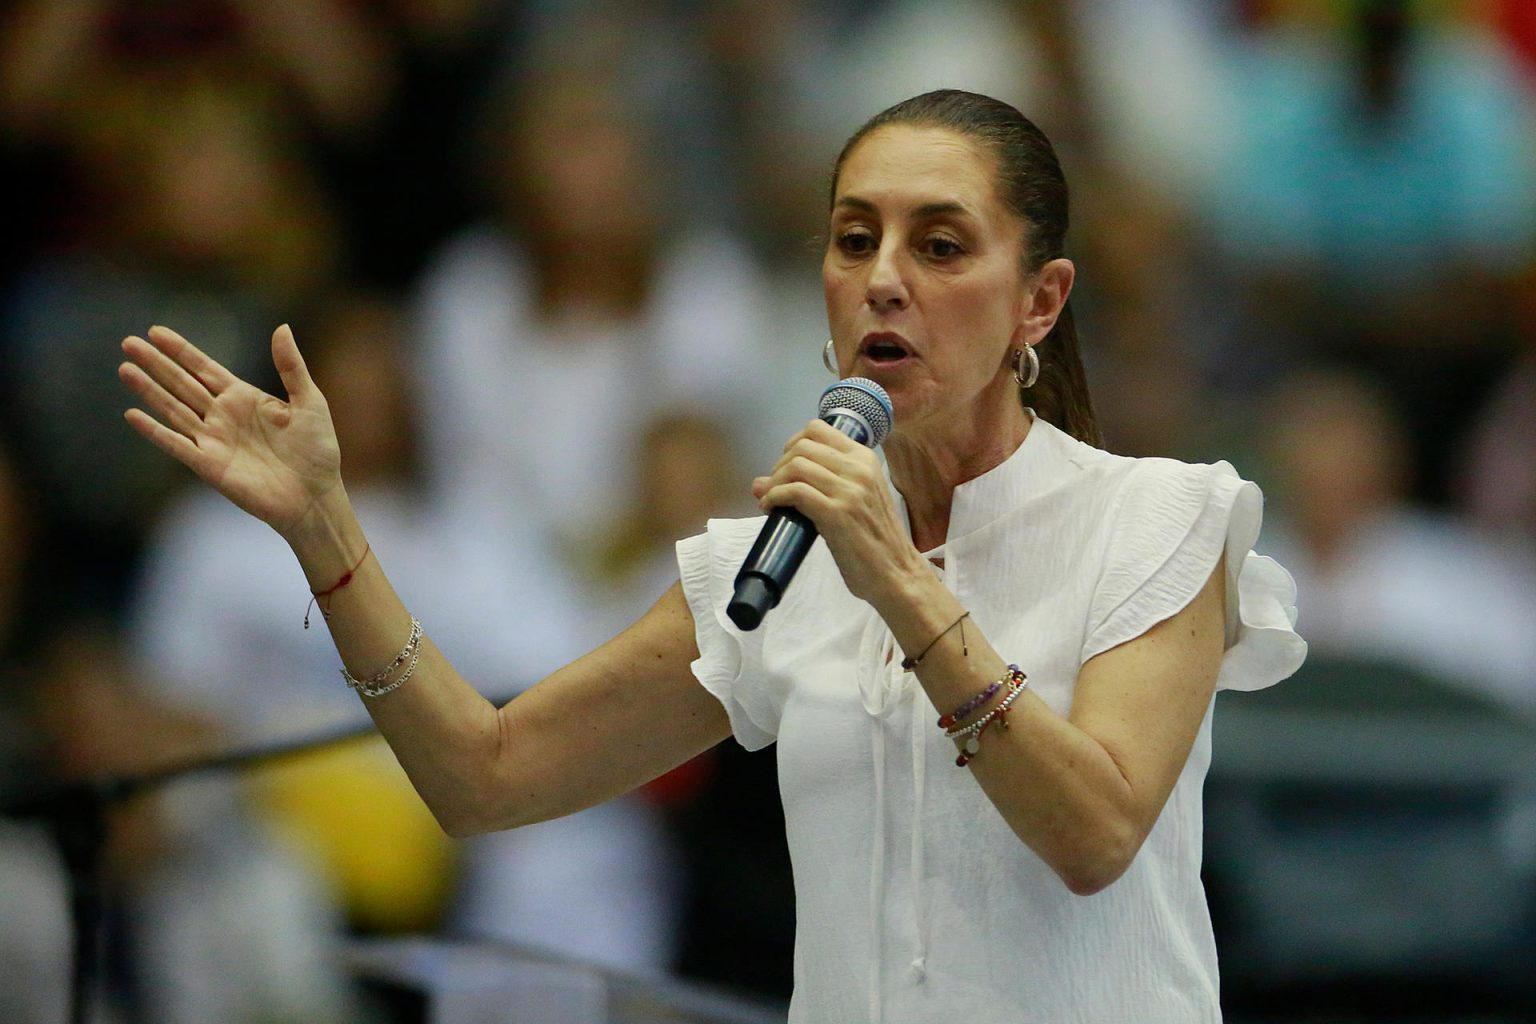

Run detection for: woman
[[119, 90, 1305, 1022]]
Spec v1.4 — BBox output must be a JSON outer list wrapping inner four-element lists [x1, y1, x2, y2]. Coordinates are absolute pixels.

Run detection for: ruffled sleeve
[[676, 518, 781, 749], [1081, 460, 1307, 692]]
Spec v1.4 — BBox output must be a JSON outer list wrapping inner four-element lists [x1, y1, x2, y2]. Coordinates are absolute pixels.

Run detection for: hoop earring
[[823, 338, 838, 376], [1012, 345, 1040, 389]]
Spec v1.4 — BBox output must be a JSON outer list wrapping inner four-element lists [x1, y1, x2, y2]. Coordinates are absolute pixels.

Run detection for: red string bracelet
[[304, 542, 370, 629]]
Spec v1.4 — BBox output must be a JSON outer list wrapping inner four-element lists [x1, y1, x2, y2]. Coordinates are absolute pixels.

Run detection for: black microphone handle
[[726, 409, 875, 631], [727, 506, 818, 631]]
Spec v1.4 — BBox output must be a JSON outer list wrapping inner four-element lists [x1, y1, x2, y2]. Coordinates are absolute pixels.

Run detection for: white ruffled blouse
[[677, 416, 1306, 1024]]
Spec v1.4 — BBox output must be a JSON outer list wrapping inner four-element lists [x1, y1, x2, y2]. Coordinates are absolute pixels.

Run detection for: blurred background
[[1, 0, 1533, 1021]]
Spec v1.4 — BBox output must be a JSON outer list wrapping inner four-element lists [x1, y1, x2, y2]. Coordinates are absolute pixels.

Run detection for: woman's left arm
[[922, 564, 1224, 897], [757, 420, 1226, 896], [874, 553, 1224, 898]]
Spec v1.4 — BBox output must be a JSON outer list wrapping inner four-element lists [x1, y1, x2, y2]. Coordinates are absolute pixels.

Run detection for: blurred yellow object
[[248, 736, 456, 934]]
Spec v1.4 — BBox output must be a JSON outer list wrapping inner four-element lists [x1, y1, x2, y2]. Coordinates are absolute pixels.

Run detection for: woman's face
[[823, 125, 1033, 433]]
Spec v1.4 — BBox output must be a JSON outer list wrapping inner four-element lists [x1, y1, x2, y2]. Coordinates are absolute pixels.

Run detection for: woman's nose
[[865, 243, 910, 310]]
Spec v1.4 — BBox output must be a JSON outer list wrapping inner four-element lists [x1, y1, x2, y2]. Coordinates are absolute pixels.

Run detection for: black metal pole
[[48, 783, 109, 1024], [5, 715, 388, 1023]]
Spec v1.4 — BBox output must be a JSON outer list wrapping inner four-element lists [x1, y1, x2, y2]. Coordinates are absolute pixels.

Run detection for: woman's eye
[[837, 231, 875, 255], [923, 236, 963, 259]]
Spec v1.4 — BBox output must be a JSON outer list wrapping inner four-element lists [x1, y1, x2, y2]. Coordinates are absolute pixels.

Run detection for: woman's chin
[[852, 355, 914, 380]]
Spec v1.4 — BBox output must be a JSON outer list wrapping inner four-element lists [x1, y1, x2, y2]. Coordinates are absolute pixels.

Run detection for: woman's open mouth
[[859, 332, 913, 366]]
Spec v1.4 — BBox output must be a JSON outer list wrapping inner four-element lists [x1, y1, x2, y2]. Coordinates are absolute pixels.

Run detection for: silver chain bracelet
[[342, 617, 423, 698]]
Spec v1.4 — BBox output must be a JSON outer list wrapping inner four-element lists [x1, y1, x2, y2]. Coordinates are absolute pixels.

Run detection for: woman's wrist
[[869, 551, 966, 656], [282, 483, 367, 590]]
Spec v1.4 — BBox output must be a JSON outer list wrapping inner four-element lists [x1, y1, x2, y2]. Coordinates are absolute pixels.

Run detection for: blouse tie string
[[905, 552, 945, 982], [858, 612, 914, 716], [867, 681, 887, 1023], [866, 626, 936, 1021], [908, 655, 929, 981]]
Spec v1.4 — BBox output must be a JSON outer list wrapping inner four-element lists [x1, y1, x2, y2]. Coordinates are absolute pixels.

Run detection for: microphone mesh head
[[818, 377, 894, 446]]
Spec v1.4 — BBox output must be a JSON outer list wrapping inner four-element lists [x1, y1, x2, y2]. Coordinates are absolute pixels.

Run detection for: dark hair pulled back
[[830, 89, 1100, 447]]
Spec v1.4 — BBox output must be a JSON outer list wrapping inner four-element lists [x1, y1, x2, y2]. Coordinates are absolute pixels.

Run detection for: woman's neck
[[885, 404, 1031, 553]]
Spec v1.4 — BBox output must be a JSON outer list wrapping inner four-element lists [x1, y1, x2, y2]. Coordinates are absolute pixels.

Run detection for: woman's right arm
[[120, 324, 730, 836]]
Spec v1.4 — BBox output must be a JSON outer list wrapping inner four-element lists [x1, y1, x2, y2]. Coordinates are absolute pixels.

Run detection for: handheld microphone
[[726, 377, 894, 631]]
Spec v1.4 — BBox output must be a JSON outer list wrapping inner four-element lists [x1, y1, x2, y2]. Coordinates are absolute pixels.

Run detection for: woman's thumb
[[271, 324, 317, 403]]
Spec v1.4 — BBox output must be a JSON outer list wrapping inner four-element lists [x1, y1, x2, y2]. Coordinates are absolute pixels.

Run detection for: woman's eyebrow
[[833, 196, 974, 219], [913, 200, 972, 219]]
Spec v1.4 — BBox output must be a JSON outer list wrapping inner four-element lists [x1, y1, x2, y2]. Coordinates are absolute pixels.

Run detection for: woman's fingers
[[759, 451, 858, 517], [767, 436, 839, 480], [145, 325, 238, 396], [123, 407, 212, 477], [779, 418, 863, 456], [761, 413, 886, 510], [121, 335, 215, 419], [767, 433, 877, 489], [118, 359, 207, 440]]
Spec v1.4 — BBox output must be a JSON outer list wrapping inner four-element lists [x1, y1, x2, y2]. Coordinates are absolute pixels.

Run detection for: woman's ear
[[1021, 258, 1075, 346]]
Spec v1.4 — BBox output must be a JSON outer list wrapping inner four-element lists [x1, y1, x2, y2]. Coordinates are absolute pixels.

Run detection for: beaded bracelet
[[937, 679, 1002, 730], [342, 617, 423, 698], [945, 666, 1028, 767], [944, 667, 1025, 740], [954, 704, 1014, 768]]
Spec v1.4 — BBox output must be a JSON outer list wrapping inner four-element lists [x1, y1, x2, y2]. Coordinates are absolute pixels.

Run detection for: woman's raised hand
[[119, 324, 343, 541]]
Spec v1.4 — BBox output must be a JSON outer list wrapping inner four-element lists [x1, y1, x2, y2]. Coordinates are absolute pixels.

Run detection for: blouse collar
[[894, 413, 1082, 549]]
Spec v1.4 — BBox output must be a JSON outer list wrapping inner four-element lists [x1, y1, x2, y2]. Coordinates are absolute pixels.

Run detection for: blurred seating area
[[1, 1, 1533, 1021]]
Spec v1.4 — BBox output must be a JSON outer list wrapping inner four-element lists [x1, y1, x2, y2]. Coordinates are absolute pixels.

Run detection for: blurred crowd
[[1, 0, 1534, 1021]]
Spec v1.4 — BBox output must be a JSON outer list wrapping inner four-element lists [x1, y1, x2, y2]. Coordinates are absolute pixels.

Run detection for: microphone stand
[[1, 717, 385, 1024]]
